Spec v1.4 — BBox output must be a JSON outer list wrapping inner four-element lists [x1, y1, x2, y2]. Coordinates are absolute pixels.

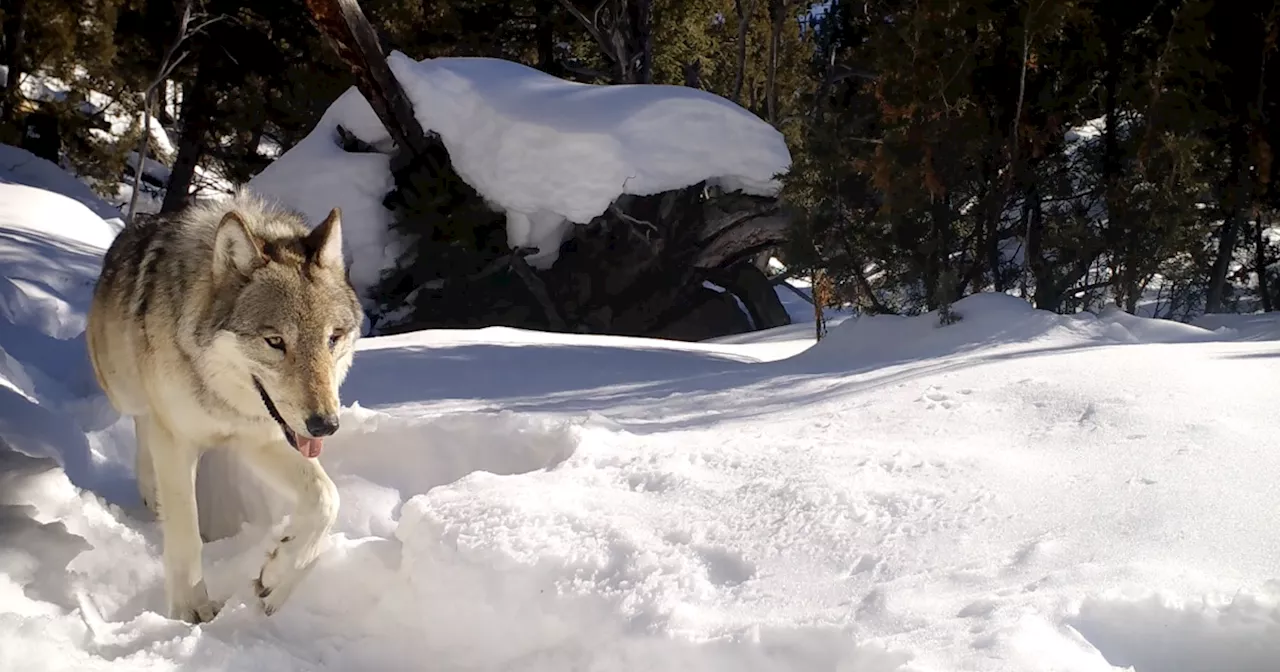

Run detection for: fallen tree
[[302, 0, 793, 340]]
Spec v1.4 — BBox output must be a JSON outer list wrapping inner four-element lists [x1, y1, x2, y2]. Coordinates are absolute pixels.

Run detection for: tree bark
[[766, 0, 783, 124], [535, 0, 558, 74], [706, 262, 791, 330], [1206, 129, 1249, 313], [161, 46, 218, 214], [0, 0, 29, 127], [1256, 213, 1272, 312], [731, 0, 756, 104], [631, 0, 653, 84]]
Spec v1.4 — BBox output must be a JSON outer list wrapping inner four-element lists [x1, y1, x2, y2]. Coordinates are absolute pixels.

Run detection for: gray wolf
[[86, 189, 363, 622]]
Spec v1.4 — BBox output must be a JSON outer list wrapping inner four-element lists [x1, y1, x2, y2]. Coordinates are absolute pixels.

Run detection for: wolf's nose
[[305, 413, 340, 437]]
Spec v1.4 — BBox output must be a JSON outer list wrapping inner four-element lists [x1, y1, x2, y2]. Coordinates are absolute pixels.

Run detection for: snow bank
[[0, 183, 119, 344], [1067, 590, 1280, 672], [794, 292, 1255, 371], [0, 145, 124, 225], [1192, 311, 1280, 341], [251, 53, 791, 298], [0, 183, 135, 503]]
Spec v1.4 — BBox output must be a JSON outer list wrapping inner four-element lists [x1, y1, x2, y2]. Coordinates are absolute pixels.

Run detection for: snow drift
[[249, 53, 791, 298]]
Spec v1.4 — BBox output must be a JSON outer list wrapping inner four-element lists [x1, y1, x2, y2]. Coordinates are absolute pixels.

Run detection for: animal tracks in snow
[[915, 384, 975, 411]]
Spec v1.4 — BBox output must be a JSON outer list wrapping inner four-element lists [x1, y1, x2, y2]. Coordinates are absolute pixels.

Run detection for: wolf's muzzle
[[251, 375, 299, 450]]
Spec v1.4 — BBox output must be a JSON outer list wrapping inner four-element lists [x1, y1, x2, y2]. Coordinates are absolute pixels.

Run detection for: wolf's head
[[209, 204, 364, 458]]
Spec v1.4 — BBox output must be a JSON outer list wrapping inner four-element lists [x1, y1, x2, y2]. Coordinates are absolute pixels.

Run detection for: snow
[[250, 54, 792, 298], [0, 145, 125, 225], [4, 176, 1280, 671]]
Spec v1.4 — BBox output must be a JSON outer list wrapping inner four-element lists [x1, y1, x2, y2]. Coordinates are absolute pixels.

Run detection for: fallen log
[[305, 0, 793, 340]]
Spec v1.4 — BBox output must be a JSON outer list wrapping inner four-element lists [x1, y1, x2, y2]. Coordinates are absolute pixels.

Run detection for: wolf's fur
[[86, 189, 363, 622]]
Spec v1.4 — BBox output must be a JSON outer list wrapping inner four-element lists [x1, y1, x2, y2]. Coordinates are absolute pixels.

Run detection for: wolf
[[86, 189, 363, 622]]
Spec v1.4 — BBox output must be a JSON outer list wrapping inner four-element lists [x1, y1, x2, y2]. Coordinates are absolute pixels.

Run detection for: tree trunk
[[927, 191, 956, 316], [0, 0, 29, 127], [157, 79, 173, 125], [981, 162, 1004, 293], [1206, 129, 1250, 313], [161, 47, 218, 214], [707, 261, 791, 330], [1256, 213, 1272, 312], [535, 0, 558, 74], [631, 0, 653, 84], [682, 59, 702, 88], [731, 0, 756, 104], [766, 0, 783, 124]]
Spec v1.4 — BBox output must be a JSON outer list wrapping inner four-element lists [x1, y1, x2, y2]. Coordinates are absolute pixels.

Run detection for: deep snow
[[249, 53, 791, 298], [3, 181, 1280, 672]]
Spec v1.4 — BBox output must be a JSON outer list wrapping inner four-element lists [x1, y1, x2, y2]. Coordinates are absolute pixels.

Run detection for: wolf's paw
[[168, 584, 222, 624], [253, 534, 320, 616]]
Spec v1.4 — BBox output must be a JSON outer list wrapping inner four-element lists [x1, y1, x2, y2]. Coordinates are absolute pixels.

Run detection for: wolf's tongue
[[298, 436, 323, 459]]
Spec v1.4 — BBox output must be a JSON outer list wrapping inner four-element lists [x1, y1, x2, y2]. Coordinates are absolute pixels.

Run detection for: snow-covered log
[[255, 0, 793, 339]]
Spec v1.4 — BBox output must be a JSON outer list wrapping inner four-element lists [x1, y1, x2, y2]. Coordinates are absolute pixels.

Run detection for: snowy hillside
[[3, 180, 1280, 672]]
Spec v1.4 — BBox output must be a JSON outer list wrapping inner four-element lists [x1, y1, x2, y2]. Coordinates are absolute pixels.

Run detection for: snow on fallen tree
[[381, 53, 790, 270], [248, 0, 793, 340]]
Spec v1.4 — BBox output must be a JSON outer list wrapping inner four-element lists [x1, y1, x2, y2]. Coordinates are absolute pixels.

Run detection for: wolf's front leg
[[140, 415, 220, 623], [240, 443, 338, 615]]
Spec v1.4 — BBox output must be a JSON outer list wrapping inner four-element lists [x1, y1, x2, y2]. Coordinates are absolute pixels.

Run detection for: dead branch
[[555, 0, 615, 64], [511, 248, 568, 330], [304, 0, 433, 156]]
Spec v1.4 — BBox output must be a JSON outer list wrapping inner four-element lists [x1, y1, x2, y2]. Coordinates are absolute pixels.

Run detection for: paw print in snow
[[918, 384, 960, 410]]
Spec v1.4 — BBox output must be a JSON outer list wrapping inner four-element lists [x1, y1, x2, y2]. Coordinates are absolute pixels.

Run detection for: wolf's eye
[[328, 330, 345, 350], [264, 335, 286, 352]]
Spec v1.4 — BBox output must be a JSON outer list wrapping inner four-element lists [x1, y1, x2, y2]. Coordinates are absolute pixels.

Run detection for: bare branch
[[557, 60, 612, 81], [555, 0, 615, 64], [830, 65, 880, 82], [511, 249, 568, 331], [128, 0, 200, 224], [608, 202, 659, 240]]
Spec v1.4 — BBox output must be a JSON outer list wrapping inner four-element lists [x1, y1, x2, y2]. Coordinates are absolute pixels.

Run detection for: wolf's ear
[[212, 211, 265, 279], [306, 207, 344, 269]]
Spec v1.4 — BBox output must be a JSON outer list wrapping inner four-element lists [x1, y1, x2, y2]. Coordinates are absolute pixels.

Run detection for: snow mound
[[251, 54, 791, 296], [0, 145, 125, 224]]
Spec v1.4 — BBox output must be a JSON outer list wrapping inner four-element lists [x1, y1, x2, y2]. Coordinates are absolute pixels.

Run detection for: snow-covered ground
[[4, 179, 1280, 671]]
